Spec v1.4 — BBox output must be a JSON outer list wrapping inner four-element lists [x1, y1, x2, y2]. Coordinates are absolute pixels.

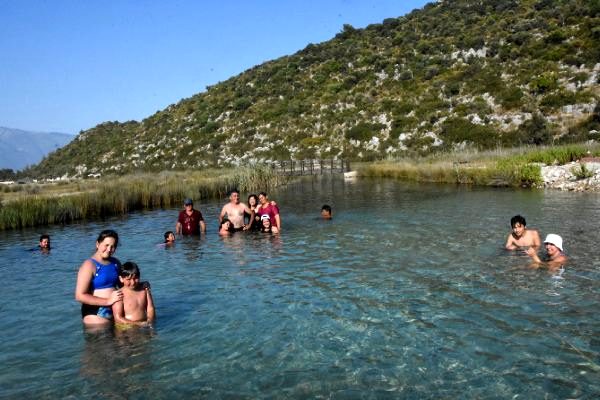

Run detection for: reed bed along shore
[[0, 166, 286, 230], [357, 143, 600, 187]]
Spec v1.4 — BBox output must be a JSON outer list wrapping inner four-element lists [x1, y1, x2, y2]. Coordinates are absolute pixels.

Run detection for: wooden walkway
[[271, 159, 351, 176]]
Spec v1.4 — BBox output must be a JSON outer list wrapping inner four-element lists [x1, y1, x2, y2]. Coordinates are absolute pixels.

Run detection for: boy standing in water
[[505, 215, 541, 250], [113, 262, 155, 326]]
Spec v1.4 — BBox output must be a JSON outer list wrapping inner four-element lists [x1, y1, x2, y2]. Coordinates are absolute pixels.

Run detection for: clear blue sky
[[0, 1, 429, 134]]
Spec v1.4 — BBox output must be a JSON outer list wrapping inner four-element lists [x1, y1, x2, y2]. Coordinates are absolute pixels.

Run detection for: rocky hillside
[[26, 0, 600, 178]]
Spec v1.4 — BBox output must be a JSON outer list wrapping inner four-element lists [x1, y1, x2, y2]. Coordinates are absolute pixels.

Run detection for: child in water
[[219, 219, 235, 236], [112, 261, 155, 326], [164, 231, 175, 245]]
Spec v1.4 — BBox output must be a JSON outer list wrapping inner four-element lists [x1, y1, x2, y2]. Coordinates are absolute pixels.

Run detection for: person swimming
[[260, 214, 279, 234], [321, 204, 332, 220], [219, 219, 235, 236], [164, 231, 175, 245], [526, 233, 568, 270], [505, 215, 541, 251]]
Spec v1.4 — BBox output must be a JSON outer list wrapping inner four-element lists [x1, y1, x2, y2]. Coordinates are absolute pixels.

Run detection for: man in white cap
[[526, 234, 568, 269]]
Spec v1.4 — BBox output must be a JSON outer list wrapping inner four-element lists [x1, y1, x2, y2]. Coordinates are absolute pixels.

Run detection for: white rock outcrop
[[541, 160, 600, 191]]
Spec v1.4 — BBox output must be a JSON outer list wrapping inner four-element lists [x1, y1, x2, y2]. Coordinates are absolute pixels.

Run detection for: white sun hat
[[543, 234, 563, 252]]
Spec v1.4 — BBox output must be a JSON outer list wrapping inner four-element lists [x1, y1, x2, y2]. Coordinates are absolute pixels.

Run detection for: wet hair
[[220, 219, 235, 233], [248, 194, 258, 207], [40, 234, 50, 242], [120, 261, 140, 278], [258, 191, 268, 198], [229, 188, 240, 196], [96, 229, 119, 248], [261, 217, 272, 232], [510, 215, 526, 228], [321, 205, 332, 214], [164, 231, 174, 242]]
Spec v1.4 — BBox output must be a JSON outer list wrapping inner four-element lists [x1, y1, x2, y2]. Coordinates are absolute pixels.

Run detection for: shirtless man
[[505, 215, 541, 251], [219, 189, 254, 231], [526, 234, 568, 270]]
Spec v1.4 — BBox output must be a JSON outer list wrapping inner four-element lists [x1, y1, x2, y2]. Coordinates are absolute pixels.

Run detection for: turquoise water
[[1, 177, 599, 398]]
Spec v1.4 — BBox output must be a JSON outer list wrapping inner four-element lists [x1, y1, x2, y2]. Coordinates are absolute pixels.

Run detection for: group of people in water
[[30, 193, 565, 329], [71, 189, 333, 328], [505, 214, 568, 270], [171, 189, 332, 238], [172, 190, 282, 236]]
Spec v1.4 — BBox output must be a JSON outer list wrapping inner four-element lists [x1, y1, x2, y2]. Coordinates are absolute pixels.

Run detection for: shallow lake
[[1, 177, 599, 398]]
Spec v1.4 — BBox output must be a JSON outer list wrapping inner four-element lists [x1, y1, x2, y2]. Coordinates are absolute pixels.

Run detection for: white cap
[[544, 234, 563, 252], [260, 214, 270, 220]]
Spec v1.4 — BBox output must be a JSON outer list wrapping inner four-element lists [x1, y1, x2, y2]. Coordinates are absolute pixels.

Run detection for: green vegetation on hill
[[24, 0, 600, 179]]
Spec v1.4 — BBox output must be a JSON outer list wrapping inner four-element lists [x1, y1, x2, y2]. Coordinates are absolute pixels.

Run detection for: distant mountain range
[[0, 127, 74, 171], [24, 0, 600, 178]]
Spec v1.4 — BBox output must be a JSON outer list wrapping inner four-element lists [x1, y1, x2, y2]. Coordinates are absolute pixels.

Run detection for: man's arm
[[219, 206, 227, 224], [505, 233, 517, 250], [199, 219, 206, 233], [176, 222, 182, 235], [525, 247, 542, 264], [526, 248, 567, 270], [531, 230, 541, 250]]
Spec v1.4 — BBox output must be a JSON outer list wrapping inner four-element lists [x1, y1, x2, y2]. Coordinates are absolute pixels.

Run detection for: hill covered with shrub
[[27, 0, 600, 178]]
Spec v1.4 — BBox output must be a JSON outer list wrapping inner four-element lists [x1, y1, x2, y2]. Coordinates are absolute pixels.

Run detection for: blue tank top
[[89, 257, 119, 290]]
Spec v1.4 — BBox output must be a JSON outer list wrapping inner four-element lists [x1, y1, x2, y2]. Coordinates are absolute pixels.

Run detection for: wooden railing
[[271, 159, 351, 176]]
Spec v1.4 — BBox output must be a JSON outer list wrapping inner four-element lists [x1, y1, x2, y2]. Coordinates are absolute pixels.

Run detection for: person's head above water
[[96, 229, 119, 248], [510, 215, 526, 228], [219, 219, 235, 234], [261, 214, 272, 230], [321, 204, 332, 219], [228, 189, 240, 203], [119, 261, 140, 278], [258, 192, 269, 205], [118, 261, 141, 288], [510, 215, 528, 238], [248, 194, 258, 208], [164, 231, 175, 243], [543, 234, 563, 252], [39, 234, 50, 249]]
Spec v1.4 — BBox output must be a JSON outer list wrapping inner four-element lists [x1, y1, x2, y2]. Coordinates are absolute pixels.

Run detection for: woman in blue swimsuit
[[75, 230, 124, 325]]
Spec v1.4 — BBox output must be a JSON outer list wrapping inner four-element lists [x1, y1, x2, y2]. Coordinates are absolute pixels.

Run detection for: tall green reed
[[0, 166, 286, 230]]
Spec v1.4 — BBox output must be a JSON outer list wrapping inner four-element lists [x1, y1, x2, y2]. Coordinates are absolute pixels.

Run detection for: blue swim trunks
[[81, 304, 114, 320]]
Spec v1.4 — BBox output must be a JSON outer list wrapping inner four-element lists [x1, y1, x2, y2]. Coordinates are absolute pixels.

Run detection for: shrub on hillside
[[498, 86, 524, 109], [345, 123, 385, 142], [439, 118, 500, 149], [516, 113, 552, 145]]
